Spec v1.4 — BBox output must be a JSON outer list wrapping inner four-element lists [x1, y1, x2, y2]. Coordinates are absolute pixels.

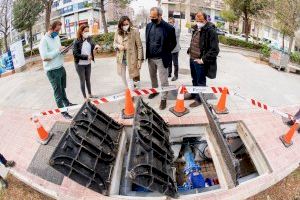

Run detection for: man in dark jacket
[[146, 7, 177, 110], [188, 11, 219, 107]]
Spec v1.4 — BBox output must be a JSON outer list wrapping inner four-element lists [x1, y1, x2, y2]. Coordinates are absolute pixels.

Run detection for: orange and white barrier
[[31, 86, 178, 118]]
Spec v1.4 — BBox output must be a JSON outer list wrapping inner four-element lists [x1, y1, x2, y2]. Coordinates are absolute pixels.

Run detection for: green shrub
[[218, 35, 262, 50], [24, 48, 39, 58], [290, 52, 300, 64], [92, 32, 115, 53], [260, 44, 271, 58], [23, 32, 116, 58], [107, 21, 118, 26], [61, 38, 74, 47]]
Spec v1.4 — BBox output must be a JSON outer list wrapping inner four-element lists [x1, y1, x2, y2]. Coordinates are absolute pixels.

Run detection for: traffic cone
[[279, 123, 299, 147], [33, 117, 52, 145], [169, 86, 190, 117], [213, 87, 229, 114], [121, 88, 135, 119]]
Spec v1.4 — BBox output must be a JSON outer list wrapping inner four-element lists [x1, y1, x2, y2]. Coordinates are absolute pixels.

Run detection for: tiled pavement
[[0, 97, 299, 200], [0, 47, 300, 199]]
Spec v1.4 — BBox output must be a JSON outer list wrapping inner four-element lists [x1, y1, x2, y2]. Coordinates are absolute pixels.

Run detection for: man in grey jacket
[[168, 17, 181, 81]]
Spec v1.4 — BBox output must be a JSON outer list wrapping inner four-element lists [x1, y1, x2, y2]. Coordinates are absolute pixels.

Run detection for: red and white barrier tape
[[131, 85, 178, 96], [231, 91, 297, 121], [32, 85, 178, 118], [185, 86, 229, 94]]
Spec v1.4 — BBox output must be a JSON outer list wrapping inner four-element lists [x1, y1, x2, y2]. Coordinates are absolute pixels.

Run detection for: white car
[[238, 34, 254, 43]]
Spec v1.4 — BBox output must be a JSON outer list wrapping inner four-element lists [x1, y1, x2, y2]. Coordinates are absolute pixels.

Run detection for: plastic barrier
[[49, 101, 123, 195]]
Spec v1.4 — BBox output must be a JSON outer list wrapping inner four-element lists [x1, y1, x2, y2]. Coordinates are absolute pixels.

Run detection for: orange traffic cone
[[33, 117, 52, 145], [121, 88, 135, 119], [279, 123, 299, 147], [169, 86, 190, 117], [213, 87, 229, 114]]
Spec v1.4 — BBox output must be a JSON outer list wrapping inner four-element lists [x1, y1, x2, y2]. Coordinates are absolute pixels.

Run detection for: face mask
[[50, 32, 58, 38], [197, 22, 205, 29], [151, 18, 159, 24], [82, 32, 90, 39], [122, 25, 129, 32]]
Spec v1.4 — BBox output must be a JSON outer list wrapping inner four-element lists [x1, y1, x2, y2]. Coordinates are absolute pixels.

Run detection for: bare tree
[[41, 0, 54, 32], [99, 0, 108, 33], [275, 0, 300, 54], [0, 0, 13, 52]]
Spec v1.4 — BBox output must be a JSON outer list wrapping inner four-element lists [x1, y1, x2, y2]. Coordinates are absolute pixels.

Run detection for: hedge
[[218, 35, 262, 51], [290, 52, 300, 65], [24, 32, 116, 58]]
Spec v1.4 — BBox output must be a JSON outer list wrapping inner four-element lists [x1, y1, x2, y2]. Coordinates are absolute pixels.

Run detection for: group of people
[[38, 7, 220, 118]]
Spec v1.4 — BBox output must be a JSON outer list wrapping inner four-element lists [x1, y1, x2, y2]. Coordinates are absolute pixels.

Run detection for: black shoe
[[68, 103, 77, 107], [159, 100, 167, 110], [168, 74, 172, 78], [88, 95, 98, 99], [0, 177, 7, 189], [5, 161, 15, 168], [171, 76, 178, 81], [148, 93, 159, 99], [62, 112, 73, 120], [189, 101, 202, 108], [286, 120, 295, 126]]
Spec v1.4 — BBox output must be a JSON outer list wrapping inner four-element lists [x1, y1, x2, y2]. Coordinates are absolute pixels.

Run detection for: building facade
[[157, 0, 297, 51], [50, 0, 101, 39]]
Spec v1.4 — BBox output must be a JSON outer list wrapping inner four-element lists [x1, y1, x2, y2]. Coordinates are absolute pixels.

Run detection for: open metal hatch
[[49, 101, 123, 195], [126, 98, 178, 198]]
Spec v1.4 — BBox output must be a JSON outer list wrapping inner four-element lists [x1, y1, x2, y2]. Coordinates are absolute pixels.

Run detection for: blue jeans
[[190, 59, 206, 102]]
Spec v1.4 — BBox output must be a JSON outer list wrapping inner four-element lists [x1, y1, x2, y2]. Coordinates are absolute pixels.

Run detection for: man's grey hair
[[150, 7, 163, 16]]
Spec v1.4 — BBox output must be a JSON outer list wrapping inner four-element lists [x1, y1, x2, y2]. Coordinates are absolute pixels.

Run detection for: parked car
[[238, 34, 254, 43], [216, 28, 226, 36]]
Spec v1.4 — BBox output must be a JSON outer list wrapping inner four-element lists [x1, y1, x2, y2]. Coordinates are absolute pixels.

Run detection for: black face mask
[[151, 18, 159, 24]]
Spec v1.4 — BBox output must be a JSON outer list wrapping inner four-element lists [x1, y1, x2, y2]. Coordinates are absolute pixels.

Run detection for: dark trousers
[[75, 63, 92, 98], [190, 59, 206, 102], [0, 153, 7, 165], [168, 52, 179, 77], [46, 67, 70, 108]]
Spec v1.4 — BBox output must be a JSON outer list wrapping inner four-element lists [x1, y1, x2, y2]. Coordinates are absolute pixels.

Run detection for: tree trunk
[[29, 27, 33, 51], [288, 36, 294, 55], [244, 12, 249, 42], [4, 34, 9, 52], [100, 0, 108, 33], [45, 0, 53, 32], [282, 34, 285, 50]]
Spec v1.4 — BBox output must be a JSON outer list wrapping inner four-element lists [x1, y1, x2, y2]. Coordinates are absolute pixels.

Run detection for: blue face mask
[[50, 32, 59, 38]]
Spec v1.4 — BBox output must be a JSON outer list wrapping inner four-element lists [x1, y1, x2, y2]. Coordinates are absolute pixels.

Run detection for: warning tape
[[231, 91, 297, 121], [185, 86, 229, 94], [32, 86, 178, 118], [131, 85, 178, 96]]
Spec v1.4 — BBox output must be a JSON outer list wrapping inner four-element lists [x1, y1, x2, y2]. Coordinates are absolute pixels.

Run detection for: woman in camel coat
[[113, 16, 144, 88]]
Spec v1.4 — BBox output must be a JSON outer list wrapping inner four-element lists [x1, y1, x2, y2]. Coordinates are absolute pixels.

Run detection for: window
[[78, 1, 89, 9], [60, 5, 73, 14], [52, 1, 59, 8], [63, 0, 72, 4]]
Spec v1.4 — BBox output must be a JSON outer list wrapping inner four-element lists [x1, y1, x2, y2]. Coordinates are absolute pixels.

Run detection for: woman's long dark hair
[[117, 16, 132, 35]]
